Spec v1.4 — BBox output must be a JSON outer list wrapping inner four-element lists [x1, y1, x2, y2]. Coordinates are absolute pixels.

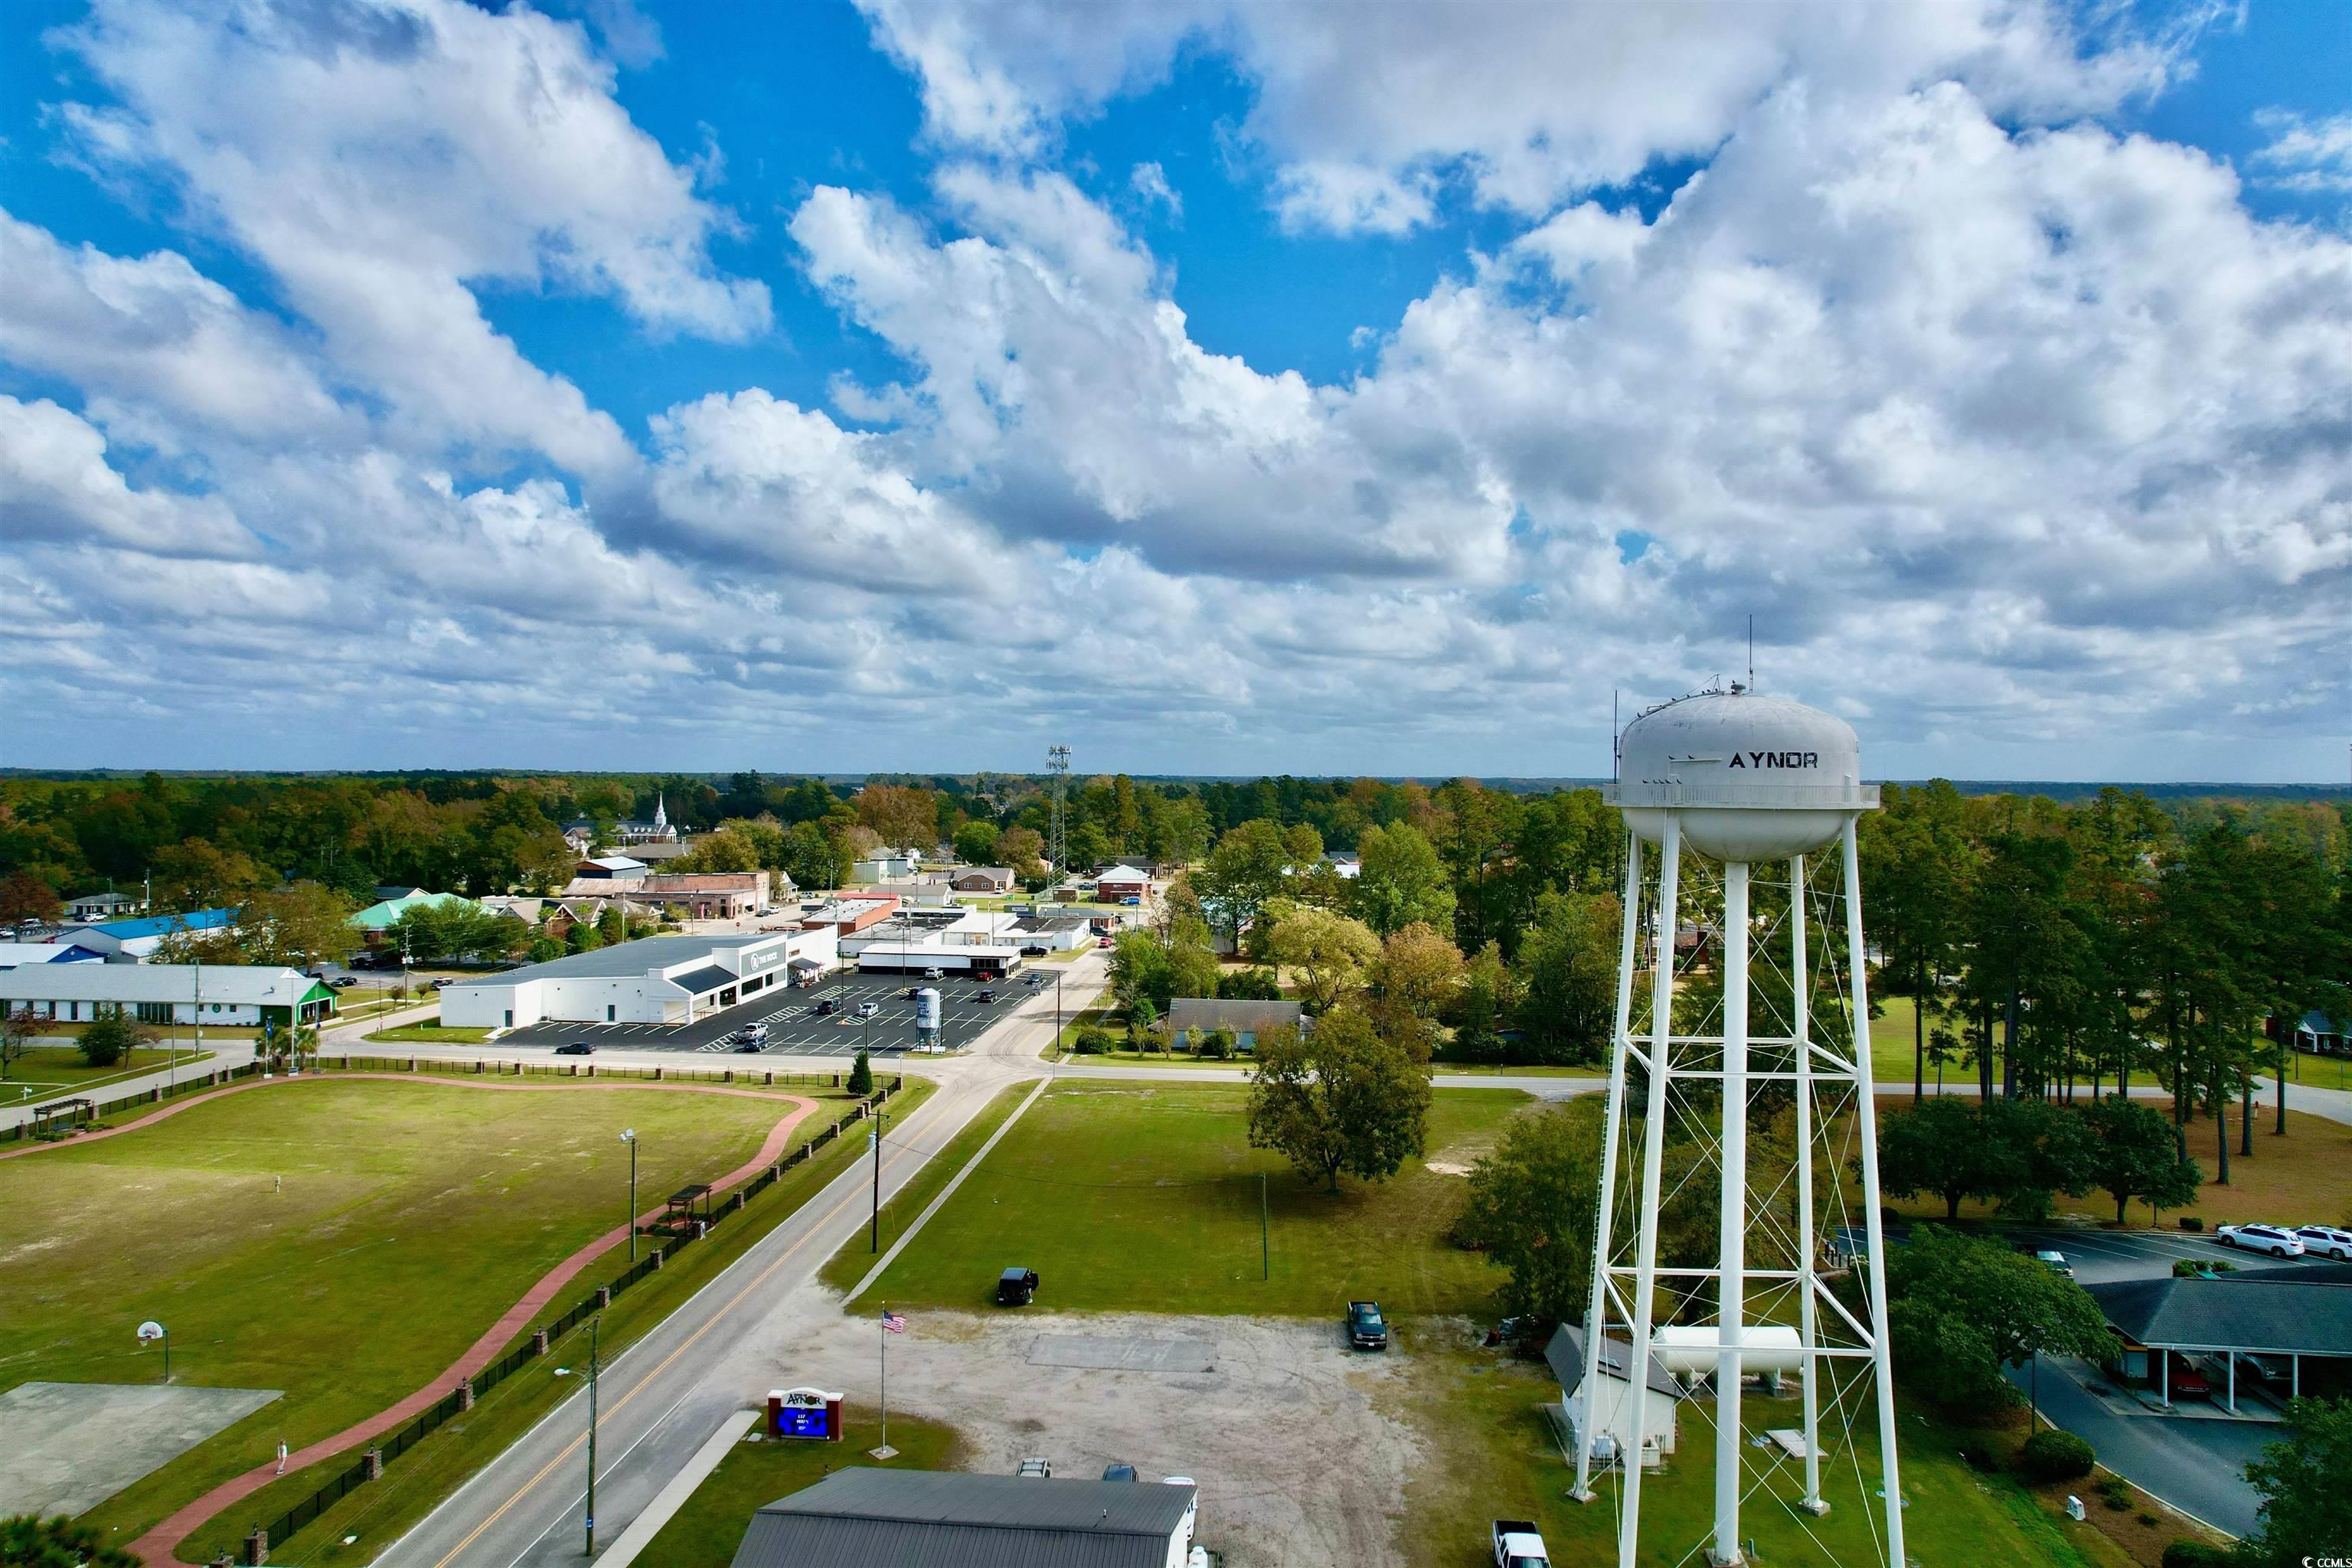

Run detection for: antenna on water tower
[[1747, 614, 1755, 694]]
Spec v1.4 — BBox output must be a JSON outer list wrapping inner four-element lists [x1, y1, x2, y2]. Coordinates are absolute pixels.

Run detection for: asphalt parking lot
[[500, 969, 1054, 1058]]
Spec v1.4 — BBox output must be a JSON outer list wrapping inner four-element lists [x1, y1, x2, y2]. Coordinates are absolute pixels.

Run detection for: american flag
[[881, 1310, 907, 1334]]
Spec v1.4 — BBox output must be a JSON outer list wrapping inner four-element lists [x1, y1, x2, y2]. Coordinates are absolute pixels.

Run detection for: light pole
[[584, 1315, 601, 1557], [620, 1129, 638, 1263]]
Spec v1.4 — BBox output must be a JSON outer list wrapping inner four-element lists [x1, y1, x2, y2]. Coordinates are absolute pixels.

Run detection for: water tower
[[1576, 684, 1903, 1568]]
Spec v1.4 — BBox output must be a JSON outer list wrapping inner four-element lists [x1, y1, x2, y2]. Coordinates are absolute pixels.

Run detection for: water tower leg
[[1792, 854, 1827, 1516], [1845, 819, 1906, 1563], [1619, 815, 1680, 1568], [1573, 833, 1645, 1504], [1713, 861, 1750, 1567]]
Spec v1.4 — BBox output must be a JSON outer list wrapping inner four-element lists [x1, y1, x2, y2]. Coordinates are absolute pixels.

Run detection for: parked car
[[1016, 1457, 1051, 1478], [1102, 1463, 1137, 1482], [856, 1001, 880, 1018], [812, 998, 838, 1015], [2034, 1250, 2074, 1278], [997, 1266, 1040, 1306], [1493, 1520, 1553, 1568], [431, 977, 452, 989], [2164, 1353, 2213, 1399], [330, 975, 359, 988], [1121, 896, 1142, 906], [974, 988, 995, 1003], [1348, 1300, 1388, 1351], [1097, 936, 1116, 949], [2293, 1224, 2352, 1259], [554, 1042, 596, 1057], [923, 967, 944, 980], [2216, 1223, 2305, 1257], [1020, 944, 1050, 958]]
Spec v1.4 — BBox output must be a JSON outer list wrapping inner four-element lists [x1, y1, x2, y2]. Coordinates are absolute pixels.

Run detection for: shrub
[[1197, 1027, 1235, 1060], [77, 1010, 148, 1068], [845, 1051, 874, 1096], [2136, 1512, 2160, 1528], [2159, 1541, 2234, 1568], [1073, 1027, 1114, 1056], [2172, 1258, 2234, 1278], [2017, 1429, 2096, 1482], [1957, 1442, 1999, 1473], [2096, 1475, 2132, 1511]]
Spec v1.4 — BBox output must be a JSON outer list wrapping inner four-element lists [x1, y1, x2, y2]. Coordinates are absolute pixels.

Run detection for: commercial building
[[851, 851, 921, 883], [439, 929, 838, 1029], [730, 1468, 1198, 1568], [799, 895, 900, 936], [0, 942, 106, 968], [638, 872, 773, 920], [350, 890, 478, 936], [64, 891, 145, 922], [575, 856, 650, 882], [1166, 998, 1302, 1051], [1096, 865, 1152, 901], [51, 908, 237, 962], [1547, 1322, 1684, 1468], [2088, 1274, 2352, 1410], [0, 964, 336, 1027]]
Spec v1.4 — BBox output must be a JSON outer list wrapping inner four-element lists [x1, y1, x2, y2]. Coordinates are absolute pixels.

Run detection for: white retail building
[[439, 928, 838, 1029]]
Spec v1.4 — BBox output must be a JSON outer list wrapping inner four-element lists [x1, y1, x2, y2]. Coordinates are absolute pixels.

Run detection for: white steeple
[[653, 790, 668, 829]]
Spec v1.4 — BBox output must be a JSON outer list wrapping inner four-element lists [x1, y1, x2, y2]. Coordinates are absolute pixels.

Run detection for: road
[[2007, 1354, 2272, 1537], [365, 954, 1112, 1568]]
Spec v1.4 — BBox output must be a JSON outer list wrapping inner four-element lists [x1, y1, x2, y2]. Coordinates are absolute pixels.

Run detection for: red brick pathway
[[37, 1075, 825, 1566]]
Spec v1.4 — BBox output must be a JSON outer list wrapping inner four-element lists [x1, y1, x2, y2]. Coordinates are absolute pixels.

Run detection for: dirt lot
[[762, 1282, 1430, 1566]]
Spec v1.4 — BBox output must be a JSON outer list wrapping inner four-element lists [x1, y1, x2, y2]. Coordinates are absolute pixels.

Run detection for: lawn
[[1391, 1341, 2138, 1568], [843, 1082, 1532, 1318], [2, 1044, 217, 1098], [819, 1083, 1034, 1294], [0, 1077, 842, 1550], [363, 1017, 492, 1044], [635, 1414, 968, 1568]]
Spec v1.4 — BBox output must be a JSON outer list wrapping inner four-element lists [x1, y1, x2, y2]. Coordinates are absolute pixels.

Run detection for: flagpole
[[869, 1304, 897, 1459]]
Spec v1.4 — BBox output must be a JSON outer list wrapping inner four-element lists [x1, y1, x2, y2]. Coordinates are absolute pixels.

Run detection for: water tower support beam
[[1792, 853, 1825, 1514], [1617, 814, 1679, 1568], [1846, 819, 1907, 1563], [1713, 861, 1750, 1566], [1573, 831, 1645, 1503]]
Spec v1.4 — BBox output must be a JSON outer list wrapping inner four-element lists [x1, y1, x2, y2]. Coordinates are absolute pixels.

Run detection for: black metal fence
[[0, 1060, 266, 1145], [242, 1075, 901, 1560]]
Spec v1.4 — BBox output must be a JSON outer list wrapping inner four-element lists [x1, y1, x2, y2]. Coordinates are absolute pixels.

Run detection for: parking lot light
[[620, 1129, 638, 1263]]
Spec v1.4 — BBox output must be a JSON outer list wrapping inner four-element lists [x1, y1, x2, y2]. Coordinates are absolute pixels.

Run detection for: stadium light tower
[[1575, 682, 1903, 1568]]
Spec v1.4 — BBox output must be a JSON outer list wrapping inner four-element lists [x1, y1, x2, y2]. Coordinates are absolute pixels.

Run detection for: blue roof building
[[54, 907, 238, 961]]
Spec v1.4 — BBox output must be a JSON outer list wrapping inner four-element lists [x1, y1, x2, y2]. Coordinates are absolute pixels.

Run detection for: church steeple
[[653, 790, 668, 829]]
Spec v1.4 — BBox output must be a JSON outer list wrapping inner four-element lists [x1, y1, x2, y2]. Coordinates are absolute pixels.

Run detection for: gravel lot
[[752, 1284, 1432, 1566]]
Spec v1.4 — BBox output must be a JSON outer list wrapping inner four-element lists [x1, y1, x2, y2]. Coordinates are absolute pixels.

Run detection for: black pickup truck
[[1347, 1300, 1387, 1351]]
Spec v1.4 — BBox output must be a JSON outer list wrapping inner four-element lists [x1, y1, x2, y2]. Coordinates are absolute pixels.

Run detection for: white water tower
[[1577, 684, 1904, 1568]]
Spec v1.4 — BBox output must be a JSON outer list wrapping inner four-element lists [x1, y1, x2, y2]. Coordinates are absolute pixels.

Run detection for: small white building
[[439, 928, 838, 1029], [64, 891, 146, 922], [0, 963, 336, 1027], [1546, 1323, 1684, 1469]]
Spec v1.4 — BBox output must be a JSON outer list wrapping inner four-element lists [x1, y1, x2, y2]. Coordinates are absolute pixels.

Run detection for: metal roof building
[[2086, 1274, 2352, 1410], [730, 1468, 1198, 1568], [0, 963, 335, 1027], [438, 928, 838, 1029], [51, 907, 237, 961]]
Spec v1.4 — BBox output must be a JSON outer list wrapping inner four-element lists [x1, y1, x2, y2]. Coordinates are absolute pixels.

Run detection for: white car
[[855, 1000, 880, 1018], [2293, 1224, 2352, 1260], [2216, 1223, 2305, 1257]]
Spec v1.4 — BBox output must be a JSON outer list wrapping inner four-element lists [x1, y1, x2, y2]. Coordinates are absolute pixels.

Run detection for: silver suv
[[2293, 1224, 2352, 1260]]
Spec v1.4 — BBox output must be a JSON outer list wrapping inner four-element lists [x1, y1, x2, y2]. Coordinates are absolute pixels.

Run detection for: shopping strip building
[[439, 928, 838, 1029]]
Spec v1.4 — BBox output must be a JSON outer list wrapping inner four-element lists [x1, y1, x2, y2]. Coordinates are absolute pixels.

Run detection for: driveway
[[2008, 1356, 2272, 1537]]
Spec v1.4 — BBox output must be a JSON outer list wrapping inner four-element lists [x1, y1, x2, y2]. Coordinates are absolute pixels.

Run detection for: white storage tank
[[914, 988, 941, 1032], [1608, 687, 1873, 862]]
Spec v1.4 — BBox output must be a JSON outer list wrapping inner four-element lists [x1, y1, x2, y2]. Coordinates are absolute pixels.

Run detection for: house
[[64, 891, 145, 922], [2086, 1275, 2352, 1410], [0, 942, 106, 969], [2292, 1009, 2349, 1060], [1166, 998, 1302, 1051], [851, 851, 921, 882], [1546, 1322, 1684, 1468], [49, 908, 237, 962], [0, 963, 336, 1028], [1096, 865, 1152, 901], [950, 865, 1016, 894], [729, 1468, 1197, 1568]]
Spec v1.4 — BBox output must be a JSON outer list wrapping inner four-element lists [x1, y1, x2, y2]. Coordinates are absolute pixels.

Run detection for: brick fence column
[[362, 1447, 384, 1481], [457, 1381, 475, 1412], [242, 1528, 268, 1566], [595, 1285, 611, 1308], [531, 1328, 550, 1355], [650, 1249, 665, 1270]]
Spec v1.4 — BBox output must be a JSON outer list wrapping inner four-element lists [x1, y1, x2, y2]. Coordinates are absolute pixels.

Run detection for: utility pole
[[870, 1109, 888, 1252], [583, 1315, 601, 1557]]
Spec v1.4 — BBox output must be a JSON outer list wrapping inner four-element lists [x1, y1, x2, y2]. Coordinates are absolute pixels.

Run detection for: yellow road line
[[427, 1091, 956, 1568]]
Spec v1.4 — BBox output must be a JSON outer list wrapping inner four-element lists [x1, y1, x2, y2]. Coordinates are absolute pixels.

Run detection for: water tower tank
[[1609, 688, 1871, 862], [915, 988, 941, 1031]]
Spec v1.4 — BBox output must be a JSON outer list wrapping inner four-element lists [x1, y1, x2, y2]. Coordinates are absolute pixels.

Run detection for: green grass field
[[818, 1083, 1034, 1294], [636, 1415, 968, 1568], [0, 1077, 851, 1550], [362, 1017, 492, 1044], [1396, 1343, 2135, 1568], [844, 1082, 1531, 1317]]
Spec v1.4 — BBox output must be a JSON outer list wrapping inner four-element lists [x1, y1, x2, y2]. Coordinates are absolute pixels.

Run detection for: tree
[[230, 881, 357, 968], [1352, 821, 1455, 937], [1194, 820, 1289, 946], [77, 1009, 149, 1069], [1511, 890, 1620, 1064], [1, 1008, 35, 1080], [1886, 1224, 2114, 1413], [998, 826, 1047, 880], [1860, 781, 1971, 1099], [150, 837, 270, 911], [2082, 1093, 2203, 1224], [1125, 995, 1158, 1048], [677, 828, 760, 874], [846, 1050, 874, 1096], [2240, 1396, 2352, 1566], [952, 820, 1001, 866], [0, 872, 62, 924], [1246, 1008, 1432, 1191], [1874, 1097, 2011, 1221], [1110, 929, 1175, 1014], [527, 936, 562, 963], [1217, 966, 1282, 1001], [1454, 1098, 1605, 1321], [1374, 923, 1465, 1021], [1, 1513, 141, 1568], [1268, 906, 1381, 1013], [855, 784, 939, 855]]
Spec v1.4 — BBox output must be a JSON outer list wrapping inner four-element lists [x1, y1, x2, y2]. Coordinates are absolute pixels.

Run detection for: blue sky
[[1, 0, 2347, 781]]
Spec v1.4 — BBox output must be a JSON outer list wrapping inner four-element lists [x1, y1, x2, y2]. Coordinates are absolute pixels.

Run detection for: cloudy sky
[[2, 0, 2347, 782]]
